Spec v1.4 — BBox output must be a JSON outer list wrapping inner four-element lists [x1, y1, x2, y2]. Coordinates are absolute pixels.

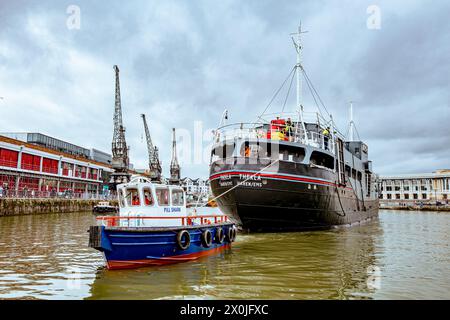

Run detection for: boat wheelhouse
[[89, 175, 236, 269]]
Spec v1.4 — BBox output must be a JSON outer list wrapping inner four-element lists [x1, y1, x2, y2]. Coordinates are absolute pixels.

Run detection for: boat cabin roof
[[117, 176, 184, 191]]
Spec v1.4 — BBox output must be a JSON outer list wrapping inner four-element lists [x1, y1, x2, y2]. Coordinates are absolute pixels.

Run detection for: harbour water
[[0, 210, 448, 300]]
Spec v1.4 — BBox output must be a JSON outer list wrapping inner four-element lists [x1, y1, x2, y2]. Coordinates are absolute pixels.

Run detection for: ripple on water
[[0, 210, 449, 299]]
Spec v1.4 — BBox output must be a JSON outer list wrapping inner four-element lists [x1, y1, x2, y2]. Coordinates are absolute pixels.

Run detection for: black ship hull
[[210, 161, 379, 232]]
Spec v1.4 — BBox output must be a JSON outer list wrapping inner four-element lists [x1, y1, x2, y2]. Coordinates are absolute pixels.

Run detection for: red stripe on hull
[[210, 171, 354, 191], [211, 171, 341, 186], [106, 244, 231, 270]]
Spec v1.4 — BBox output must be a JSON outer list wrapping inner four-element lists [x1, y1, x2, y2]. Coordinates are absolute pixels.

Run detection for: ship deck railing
[[214, 122, 336, 154], [96, 214, 229, 228], [256, 111, 330, 126]]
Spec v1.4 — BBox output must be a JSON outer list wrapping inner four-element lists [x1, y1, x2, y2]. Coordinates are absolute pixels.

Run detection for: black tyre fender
[[201, 229, 213, 248], [226, 225, 236, 242], [231, 225, 237, 242], [215, 227, 225, 244], [176, 230, 191, 250]]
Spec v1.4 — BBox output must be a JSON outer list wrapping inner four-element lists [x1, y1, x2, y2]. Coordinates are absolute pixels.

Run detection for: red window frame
[[21, 153, 41, 171], [0, 148, 19, 168], [42, 158, 59, 174]]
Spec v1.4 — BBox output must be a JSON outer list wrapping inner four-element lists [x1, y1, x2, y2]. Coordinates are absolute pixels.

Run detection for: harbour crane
[[110, 65, 131, 187], [141, 114, 162, 182], [169, 128, 181, 185]]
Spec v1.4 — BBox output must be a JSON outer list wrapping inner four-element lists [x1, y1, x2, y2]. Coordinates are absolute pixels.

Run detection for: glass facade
[[26, 133, 90, 158]]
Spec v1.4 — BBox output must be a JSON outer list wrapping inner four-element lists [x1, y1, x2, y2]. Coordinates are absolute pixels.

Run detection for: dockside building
[[379, 169, 450, 203], [0, 134, 113, 197]]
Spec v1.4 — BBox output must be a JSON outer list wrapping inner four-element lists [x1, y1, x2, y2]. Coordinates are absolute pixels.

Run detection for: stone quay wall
[[0, 198, 119, 216]]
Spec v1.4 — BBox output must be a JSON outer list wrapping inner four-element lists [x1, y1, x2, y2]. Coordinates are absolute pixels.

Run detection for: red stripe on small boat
[[106, 244, 231, 270]]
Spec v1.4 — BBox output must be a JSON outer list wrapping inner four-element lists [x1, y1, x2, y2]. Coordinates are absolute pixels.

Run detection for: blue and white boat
[[89, 175, 237, 270]]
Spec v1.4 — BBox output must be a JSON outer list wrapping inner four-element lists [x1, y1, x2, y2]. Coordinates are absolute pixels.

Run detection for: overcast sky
[[0, 0, 448, 178]]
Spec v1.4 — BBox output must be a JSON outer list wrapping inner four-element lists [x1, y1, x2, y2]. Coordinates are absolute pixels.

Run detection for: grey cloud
[[0, 0, 448, 178]]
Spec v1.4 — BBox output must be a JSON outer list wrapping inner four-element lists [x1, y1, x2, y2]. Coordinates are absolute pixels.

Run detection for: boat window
[[241, 143, 251, 157], [310, 151, 334, 170], [142, 188, 154, 206], [118, 190, 125, 208], [155, 187, 169, 206], [125, 188, 140, 206], [357, 171, 362, 181], [240, 142, 259, 158], [345, 165, 351, 177], [212, 143, 235, 159], [240, 142, 273, 158], [279, 145, 305, 162], [171, 189, 184, 206]]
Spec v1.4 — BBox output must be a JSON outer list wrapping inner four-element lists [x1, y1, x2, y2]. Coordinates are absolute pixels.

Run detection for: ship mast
[[291, 23, 309, 143], [169, 128, 181, 185]]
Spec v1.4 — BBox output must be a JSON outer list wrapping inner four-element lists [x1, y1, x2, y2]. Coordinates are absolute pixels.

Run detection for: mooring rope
[[347, 175, 361, 211], [334, 185, 347, 217]]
